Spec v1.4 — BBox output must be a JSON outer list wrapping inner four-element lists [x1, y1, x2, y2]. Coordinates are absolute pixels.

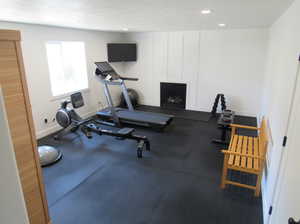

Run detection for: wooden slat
[[227, 165, 260, 174], [241, 136, 248, 168], [228, 132, 234, 149], [228, 135, 238, 165], [258, 119, 267, 157], [247, 137, 254, 169], [225, 180, 257, 190], [234, 136, 244, 166], [0, 30, 21, 41], [30, 209, 48, 224], [222, 150, 263, 159], [230, 123, 259, 130], [0, 41, 18, 57], [253, 138, 259, 170]]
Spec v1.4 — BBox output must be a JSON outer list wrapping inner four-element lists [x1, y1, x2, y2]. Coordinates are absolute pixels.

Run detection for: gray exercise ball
[[119, 88, 139, 108], [38, 145, 62, 167]]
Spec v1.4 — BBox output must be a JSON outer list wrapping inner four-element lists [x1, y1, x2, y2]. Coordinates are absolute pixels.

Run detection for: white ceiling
[[0, 0, 294, 32]]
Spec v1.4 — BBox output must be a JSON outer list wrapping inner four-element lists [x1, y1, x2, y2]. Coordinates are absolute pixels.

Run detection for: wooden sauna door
[[0, 40, 49, 223]]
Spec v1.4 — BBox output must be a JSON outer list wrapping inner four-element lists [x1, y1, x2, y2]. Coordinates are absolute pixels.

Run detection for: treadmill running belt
[[117, 110, 172, 125]]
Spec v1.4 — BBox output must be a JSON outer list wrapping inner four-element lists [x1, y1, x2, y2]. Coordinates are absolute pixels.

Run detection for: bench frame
[[220, 119, 268, 196]]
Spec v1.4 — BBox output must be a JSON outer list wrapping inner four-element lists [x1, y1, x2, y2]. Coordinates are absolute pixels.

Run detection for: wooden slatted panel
[[253, 138, 259, 170], [234, 136, 244, 166], [247, 137, 254, 169], [228, 135, 238, 165], [0, 40, 47, 224], [0, 29, 21, 41], [240, 136, 248, 168], [16, 40, 50, 223], [259, 119, 267, 158]]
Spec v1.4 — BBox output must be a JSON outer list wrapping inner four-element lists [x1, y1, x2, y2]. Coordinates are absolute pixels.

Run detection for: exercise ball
[[119, 88, 139, 108], [38, 145, 62, 167]]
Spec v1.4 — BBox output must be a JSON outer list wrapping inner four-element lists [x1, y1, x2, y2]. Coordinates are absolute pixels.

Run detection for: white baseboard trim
[[36, 110, 96, 139], [140, 104, 258, 118], [192, 108, 258, 118], [234, 111, 258, 118], [36, 125, 61, 140]]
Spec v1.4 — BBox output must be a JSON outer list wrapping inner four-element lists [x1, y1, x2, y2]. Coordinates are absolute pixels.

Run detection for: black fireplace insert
[[160, 82, 186, 109]]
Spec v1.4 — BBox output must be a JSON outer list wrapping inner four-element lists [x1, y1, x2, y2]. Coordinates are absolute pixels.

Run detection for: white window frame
[[45, 41, 89, 100]]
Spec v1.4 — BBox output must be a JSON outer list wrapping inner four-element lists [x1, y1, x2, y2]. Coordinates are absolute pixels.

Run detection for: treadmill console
[[95, 62, 120, 80]]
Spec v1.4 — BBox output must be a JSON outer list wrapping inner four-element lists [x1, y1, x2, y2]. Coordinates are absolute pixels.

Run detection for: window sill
[[50, 88, 90, 102]]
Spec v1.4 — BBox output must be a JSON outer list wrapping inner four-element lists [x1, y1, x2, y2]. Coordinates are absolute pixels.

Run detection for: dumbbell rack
[[211, 94, 227, 117], [212, 110, 235, 145]]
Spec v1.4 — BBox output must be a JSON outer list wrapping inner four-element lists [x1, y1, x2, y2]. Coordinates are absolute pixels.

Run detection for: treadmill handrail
[[95, 61, 173, 129]]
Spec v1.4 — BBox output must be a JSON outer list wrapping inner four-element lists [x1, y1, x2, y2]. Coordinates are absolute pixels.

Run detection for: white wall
[[123, 29, 268, 116], [0, 88, 29, 224], [0, 22, 124, 138], [0, 22, 268, 138], [260, 0, 300, 223]]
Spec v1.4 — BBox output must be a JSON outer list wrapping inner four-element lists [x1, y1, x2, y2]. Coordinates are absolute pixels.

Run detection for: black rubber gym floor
[[39, 108, 262, 224]]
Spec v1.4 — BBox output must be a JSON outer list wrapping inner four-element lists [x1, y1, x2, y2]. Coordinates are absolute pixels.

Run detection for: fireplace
[[160, 82, 186, 109]]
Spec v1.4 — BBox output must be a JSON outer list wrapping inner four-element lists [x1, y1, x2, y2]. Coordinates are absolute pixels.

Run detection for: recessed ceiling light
[[218, 23, 226, 27], [201, 9, 212, 14], [122, 28, 129, 31]]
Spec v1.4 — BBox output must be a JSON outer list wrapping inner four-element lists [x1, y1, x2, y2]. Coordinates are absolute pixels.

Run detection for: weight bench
[[220, 118, 268, 196]]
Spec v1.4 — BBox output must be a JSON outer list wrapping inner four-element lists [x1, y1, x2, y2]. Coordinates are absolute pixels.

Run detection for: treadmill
[[95, 62, 173, 130]]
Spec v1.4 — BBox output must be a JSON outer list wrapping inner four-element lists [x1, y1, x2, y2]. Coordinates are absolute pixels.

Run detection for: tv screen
[[107, 43, 137, 62]]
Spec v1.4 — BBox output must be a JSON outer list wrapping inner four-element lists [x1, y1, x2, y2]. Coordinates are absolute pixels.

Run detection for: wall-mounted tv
[[107, 43, 137, 62]]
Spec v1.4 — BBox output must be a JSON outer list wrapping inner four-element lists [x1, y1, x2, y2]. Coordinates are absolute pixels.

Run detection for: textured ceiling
[[0, 0, 294, 31]]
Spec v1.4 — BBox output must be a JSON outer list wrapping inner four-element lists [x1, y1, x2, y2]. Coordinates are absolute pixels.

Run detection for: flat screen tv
[[107, 43, 137, 62]]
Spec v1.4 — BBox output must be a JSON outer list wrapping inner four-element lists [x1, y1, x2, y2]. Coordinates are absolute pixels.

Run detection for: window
[[46, 41, 89, 97]]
